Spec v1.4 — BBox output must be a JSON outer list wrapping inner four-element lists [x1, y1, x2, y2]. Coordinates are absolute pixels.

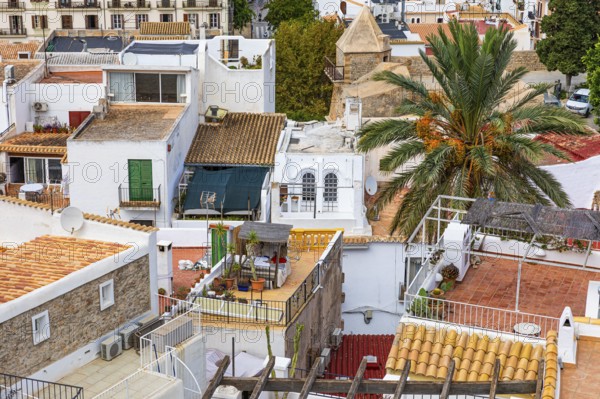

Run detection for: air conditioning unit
[[32, 102, 48, 112], [151, 315, 193, 352], [330, 328, 342, 348], [100, 335, 123, 361], [136, 313, 159, 327], [119, 324, 139, 350]]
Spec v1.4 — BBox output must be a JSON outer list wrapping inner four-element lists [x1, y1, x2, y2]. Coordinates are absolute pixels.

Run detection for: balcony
[[4, 183, 70, 210], [324, 56, 344, 82], [55, 0, 100, 8], [156, 0, 175, 8], [118, 184, 161, 208], [0, 2, 25, 10], [182, 0, 222, 8], [1, 372, 83, 398], [0, 28, 26, 36], [107, 0, 150, 8]]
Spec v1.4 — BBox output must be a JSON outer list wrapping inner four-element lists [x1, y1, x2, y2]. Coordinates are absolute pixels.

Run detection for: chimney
[[4, 65, 15, 81], [344, 97, 362, 132], [156, 241, 173, 296], [209, 105, 219, 117], [80, 39, 87, 53]]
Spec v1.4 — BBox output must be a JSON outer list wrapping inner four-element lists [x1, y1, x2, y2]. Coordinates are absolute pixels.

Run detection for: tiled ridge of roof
[[386, 322, 557, 397], [0, 132, 69, 156], [0, 235, 131, 303], [139, 22, 191, 36], [134, 35, 189, 41], [0, 196, 158, 232], [343, 235, 404, 244]]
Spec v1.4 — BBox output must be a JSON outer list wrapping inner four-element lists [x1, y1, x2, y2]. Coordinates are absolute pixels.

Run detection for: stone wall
[[346, 52, 390, 82], [284, 236, 343, 370], [0, 255, 151, 377]]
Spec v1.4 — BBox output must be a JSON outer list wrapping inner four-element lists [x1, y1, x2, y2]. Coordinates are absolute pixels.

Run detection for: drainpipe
[[2, 78, 14, 127]]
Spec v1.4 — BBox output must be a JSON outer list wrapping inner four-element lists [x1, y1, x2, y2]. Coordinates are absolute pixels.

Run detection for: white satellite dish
[[61, 206, 84, 235], [365, 176, 378, 196], [122, 52, 137, 66]]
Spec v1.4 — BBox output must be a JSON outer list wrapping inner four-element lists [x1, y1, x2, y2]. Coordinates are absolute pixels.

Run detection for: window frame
[[323, 172, 338, 203], [136, 14, 148, 29], [109, 72, 187, 104], [111, 14, 124, 29], [301, 171, 316, 202], [99, 279, 115, 311], [32, 310, 50, 345]]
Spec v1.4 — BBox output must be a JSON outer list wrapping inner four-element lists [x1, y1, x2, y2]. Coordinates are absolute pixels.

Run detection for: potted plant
[[222, 266, 235, 289], [212, 276, 222, 288], [430, 288, 444, 299], [223, 290, 235, 302], [232, 262, 241, 280], [201, 285, 208, 298], [441, 264, 460, 290], [211, 282, 224, 296], [223, 242, 237, 289], [246, 230, 265, 291], [158, 287, 166, 296], [237, 277, 250, 292]]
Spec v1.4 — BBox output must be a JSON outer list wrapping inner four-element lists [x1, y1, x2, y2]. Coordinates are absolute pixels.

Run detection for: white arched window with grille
[[301, 171, 316, 212], [324, 172, 338, 211]]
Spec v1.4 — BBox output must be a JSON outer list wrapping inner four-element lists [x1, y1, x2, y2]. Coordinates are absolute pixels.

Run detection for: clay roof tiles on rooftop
[[0, 132, 69, 156], [139, 22, 191, 36], [186, 113, 286, 166], [0, 235, 131, 303], [0, 40, 41, 60]]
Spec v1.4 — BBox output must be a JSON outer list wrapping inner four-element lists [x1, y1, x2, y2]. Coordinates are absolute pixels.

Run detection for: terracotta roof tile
[[386, 322, 556, 397], [0, 60, 41, 82], [134, 35, 189, 41], [408, 23, 453, 45], [186, 113, 286, 166], [139, 22, 191, 36], [0, 132, 69, 155], [0, 40, 40, 60], [0, 235, 131, 303]]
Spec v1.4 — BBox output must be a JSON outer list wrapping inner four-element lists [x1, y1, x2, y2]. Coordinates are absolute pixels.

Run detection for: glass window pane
[[109, 72, 134, 102], [160, 74, 178, 103], [25, 158, 45, 183], [135, 73, 160, 102], [48, 159, 62, 183]]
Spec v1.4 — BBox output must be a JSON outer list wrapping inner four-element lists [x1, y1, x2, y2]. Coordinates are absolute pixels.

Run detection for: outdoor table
[[20, 183, 44, 194]]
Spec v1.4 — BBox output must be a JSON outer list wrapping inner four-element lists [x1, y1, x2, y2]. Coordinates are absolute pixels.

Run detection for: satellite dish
[[122, 52, 137, 65], [61, 207, 84, 235], [365, 176, 378, 196]]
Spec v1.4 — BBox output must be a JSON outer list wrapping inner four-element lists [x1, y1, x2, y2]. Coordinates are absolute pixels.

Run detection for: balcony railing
[[55, 0, 100, 7], [0, 28, 26, 36], [0, 372, 83, 399], [324, 56, 344, 82], [156, 0, 175, 8], [118, 184, 161, 208], [404, 293, 560, 338], [0, 2, 25, 9], [107, 0, 150, 8], [182, 0, 222, 8]]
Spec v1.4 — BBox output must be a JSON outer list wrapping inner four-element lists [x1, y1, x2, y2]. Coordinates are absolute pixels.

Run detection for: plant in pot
[[246, 230, 265, 291], [201, 285, 208, 298], [440, 264, 460, 290], [237, 277, 250, 292], [223, 290, 236, 302], [430, 288, 444, 299], [158, 287, 166, 296], [211, 282, 224, 296], [223, 242, 237, 289]]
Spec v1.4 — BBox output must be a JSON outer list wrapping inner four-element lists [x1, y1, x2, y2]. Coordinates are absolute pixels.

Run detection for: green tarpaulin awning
[[183, 166, 269, 215]]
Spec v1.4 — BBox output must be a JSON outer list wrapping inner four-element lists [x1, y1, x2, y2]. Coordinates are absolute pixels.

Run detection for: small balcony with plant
[[118, 184, 161, 209]]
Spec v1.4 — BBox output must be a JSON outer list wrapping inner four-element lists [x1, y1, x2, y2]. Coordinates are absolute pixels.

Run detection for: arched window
[[302, 172, 315, 201], [324, 173, 338, 203]]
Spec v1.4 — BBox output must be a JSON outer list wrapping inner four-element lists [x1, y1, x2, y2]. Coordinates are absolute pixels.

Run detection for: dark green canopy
[[183, 166, 269, 215]]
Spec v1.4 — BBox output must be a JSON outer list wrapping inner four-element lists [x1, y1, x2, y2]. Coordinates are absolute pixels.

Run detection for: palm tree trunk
[[565, 74, 572, 96]]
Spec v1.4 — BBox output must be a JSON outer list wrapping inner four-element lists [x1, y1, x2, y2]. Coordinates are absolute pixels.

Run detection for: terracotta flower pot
[[213, 277, 222, 287], [251, 278, 266, 291], [225, 278, 235, 289]]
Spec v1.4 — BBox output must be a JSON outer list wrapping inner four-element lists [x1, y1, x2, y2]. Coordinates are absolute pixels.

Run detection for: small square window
[[32, 310, 50, 345], [99, 279, 115, 310]]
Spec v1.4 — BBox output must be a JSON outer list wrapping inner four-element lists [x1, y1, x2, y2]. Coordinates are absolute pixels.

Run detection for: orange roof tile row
[[0, 132, 69, 156], [139, 22, 191, 36], [0, 40, 41, 60], [0, 196, 158, 232], [343, 235, 405, 244], [0, 235, 130, 303], [386, 322, 557, 398]]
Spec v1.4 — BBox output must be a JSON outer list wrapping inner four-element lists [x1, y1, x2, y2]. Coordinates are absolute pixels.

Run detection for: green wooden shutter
[[128, 160, 153, 201]]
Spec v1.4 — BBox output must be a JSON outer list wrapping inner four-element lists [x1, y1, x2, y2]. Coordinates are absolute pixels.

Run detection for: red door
[[69, 111, 91, 128]]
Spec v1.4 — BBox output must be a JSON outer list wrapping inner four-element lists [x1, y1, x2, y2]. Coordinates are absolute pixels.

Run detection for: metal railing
[[324, 56, 344, 82], [0, 2, 24, 9], [8, 190, 71, 211], [0, 28, 26, 35], [156, 0, 175, 7], [140, 295, 201, 368], [118, 184, 161, 207], [56, 0, 99, 7], [107, 0, 150, 8], [0, 372, 83, 399], [182, 0, 221, 7], [404, 293, 560, 338]]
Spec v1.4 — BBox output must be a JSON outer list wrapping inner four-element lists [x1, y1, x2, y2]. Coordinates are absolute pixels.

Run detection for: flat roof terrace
[[74, 104, 184, 141]]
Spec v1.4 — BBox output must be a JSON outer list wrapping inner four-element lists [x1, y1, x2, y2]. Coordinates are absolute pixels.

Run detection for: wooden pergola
[[203, 356, 545, 399]]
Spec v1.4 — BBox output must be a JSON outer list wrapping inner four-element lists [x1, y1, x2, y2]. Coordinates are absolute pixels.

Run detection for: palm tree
[[357, 20, 589, 236]]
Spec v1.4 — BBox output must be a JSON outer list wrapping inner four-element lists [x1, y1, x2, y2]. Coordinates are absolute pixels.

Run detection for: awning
[[239, 221, 293, 243], [183, 166, 269, 215]]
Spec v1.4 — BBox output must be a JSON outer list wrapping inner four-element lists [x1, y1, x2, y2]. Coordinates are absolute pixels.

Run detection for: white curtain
[[110, 72, 135, 102], [177, 74, 186, 103]]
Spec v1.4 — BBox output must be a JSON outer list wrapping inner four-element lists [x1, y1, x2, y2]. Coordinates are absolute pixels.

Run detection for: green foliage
[[356, 20, 589, 236], [409, 288, 432, 318], [440, 281, 453, 292], [274, 18, 343, 121], [536, 0, 600, 82], [231, 0, 255, 33], [583, 39, 600, 116], [264, 0, 317, 30]]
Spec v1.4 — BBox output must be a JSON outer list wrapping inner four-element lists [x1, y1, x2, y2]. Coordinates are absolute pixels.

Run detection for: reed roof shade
[[462, 198, 600, 241], [238, 221, 293, 243]]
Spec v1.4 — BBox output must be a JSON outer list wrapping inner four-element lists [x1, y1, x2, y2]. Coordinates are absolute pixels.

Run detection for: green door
[[128, 160, 153, 201]]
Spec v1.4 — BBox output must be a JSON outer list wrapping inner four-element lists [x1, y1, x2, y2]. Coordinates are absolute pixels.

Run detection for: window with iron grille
[[324, 172, 338, 203], [302, 172, 315, 201]]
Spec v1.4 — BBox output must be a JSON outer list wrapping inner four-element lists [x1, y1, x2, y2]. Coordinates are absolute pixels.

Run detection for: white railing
[[140, 295, 201, 368], [404, 293, 560, 338]]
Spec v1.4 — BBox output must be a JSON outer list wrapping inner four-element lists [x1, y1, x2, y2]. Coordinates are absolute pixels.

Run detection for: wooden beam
[[249, 357, 276, 399], [534, 359, 545, 399], [489, 359, 501, 399], [202, 356, 230, 399], [440, 359, 456, 399], [218, 378, 538, 395], [392, 363, 410, 399], [347, 357, 368, 399], [299, 357, 322, 399]]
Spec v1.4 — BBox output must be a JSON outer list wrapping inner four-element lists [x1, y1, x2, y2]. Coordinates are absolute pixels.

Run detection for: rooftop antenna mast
[[201, 190, 216, 250], [401, 0, 406, 28]]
